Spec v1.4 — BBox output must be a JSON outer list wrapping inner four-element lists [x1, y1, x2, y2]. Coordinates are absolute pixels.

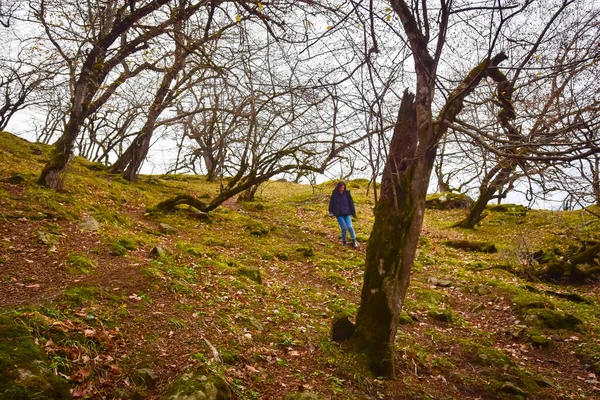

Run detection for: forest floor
[[1, 130, 600, 399]]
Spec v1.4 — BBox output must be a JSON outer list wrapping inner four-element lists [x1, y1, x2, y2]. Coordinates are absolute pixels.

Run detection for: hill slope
[[1, 131, 599, 399]]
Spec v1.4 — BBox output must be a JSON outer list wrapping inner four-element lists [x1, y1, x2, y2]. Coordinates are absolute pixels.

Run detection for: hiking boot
[[342, 240, 347, 246], [351, 240, 358, 249]]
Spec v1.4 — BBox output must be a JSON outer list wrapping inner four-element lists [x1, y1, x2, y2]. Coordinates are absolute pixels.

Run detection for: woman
[[328, 181, 358, 248]]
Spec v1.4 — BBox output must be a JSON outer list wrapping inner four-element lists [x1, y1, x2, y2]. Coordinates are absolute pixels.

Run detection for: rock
[[443, 239, 497, 253], [243, 316, 264, 331], [522, 309, 583, 331], [428, 309, 454, 323], [220, 350, 240, 365], [295, 246, 314, 257], [511, 295, 555, 310], [0, 316, 72, 399], [113, 387, 142, 400], [474, 285, 492, 295], [163, 371, 232, 400], [236, 266, 262, 284], [160, 223, 178, 234], [38, 231, 59, 246], [331, 314, 355, 342], [132, 368, 158, 389], [529, 334, 551, 347], [150, 246, 167, 258], [425, 192, 474, 210], [534, 376, 554, 388], [501, 382, 527, 396], [78, 216, 100, 232], [429, 277, 453, 287], [488, 204, 529, 216]]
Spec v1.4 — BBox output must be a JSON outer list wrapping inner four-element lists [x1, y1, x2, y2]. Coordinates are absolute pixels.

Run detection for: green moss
[[236, 266, 262, 284], [177, 242, 205, 256], [511, 294, 555, 310], [522, 309, 583, 331], [245, 221, 270, 236], [163, 370, 231, 399], [413, 288, 446, 307], [398, 311, 415, 325], [488, 204, 529, 216], [295, 246, 314, 257], [62, 286, 99, 306], [65, 252, 96, 274], [0, 315, 71, 399], [428, 308, 454, 323]]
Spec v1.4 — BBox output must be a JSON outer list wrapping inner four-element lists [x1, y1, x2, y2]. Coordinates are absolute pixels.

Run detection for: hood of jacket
[[334, 181, 346, 193]]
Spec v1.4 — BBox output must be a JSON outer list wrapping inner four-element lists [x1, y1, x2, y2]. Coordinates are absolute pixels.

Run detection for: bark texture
[[352, 90, 430, 377]]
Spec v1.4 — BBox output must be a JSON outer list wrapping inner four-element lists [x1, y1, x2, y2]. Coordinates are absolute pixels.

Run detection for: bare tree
[[33, 0, 213, 188], [453, 2, 600, 227]]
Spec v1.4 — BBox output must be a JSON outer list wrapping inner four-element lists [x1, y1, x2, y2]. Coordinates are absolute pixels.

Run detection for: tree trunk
[[460, 160, 517, 228], [238, 184, 259, 202], [37, 112, 85, 188], [352, 90, 435, 377]]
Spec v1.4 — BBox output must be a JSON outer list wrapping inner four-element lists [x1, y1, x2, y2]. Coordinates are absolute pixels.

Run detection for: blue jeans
[[336, 215, 356, 242]]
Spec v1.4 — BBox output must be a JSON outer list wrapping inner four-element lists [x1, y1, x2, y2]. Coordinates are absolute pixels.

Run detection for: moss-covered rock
[[425, 192, 474, 210], [511, 294, 555, 311], [428, 308, 454, 323], [443, 239, 497, 253], [163, 371, 232, 400], [0, 315, 72, 399], [245, 221, 270, 236], [295, 246, 314, 257], [488, 203, 529, 216], [529, 334, 551, 348], [522, 309, 583, 331], [236, 266, 262, 284]]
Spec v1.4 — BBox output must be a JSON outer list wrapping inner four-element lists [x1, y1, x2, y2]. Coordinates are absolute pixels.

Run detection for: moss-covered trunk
[[352, 90, 434, 377], [461, 160, 517, 228], [37, 119, 81, 188]]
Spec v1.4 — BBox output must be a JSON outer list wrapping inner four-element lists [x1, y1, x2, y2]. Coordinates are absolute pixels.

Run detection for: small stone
[[78, 216, 100, 232], [534, 376, 554, 388], [132, 368, 158, 389], [473, 285, 492, 296], [159, 223, 178, 234], [150, 246, 167, 258], [38, 231, 59, 246], [428, 309, 453, 323], [530, 334, 551, 347], [429, 277, 453, 287]]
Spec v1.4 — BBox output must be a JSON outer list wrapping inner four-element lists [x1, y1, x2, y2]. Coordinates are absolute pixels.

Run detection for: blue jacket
[[329, 182, 356, 217]]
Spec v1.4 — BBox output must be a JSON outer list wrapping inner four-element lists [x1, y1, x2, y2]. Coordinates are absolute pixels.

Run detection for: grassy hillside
[[1, 130, 599, 399]]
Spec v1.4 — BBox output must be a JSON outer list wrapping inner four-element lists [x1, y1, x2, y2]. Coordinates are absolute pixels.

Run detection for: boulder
[[425, 192, 474, 210]]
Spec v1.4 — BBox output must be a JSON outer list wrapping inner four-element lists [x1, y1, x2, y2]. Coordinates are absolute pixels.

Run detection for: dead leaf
[[83, 328, 96, 337], [245, 365, 260, 373], [109, 365, 122, 375]]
